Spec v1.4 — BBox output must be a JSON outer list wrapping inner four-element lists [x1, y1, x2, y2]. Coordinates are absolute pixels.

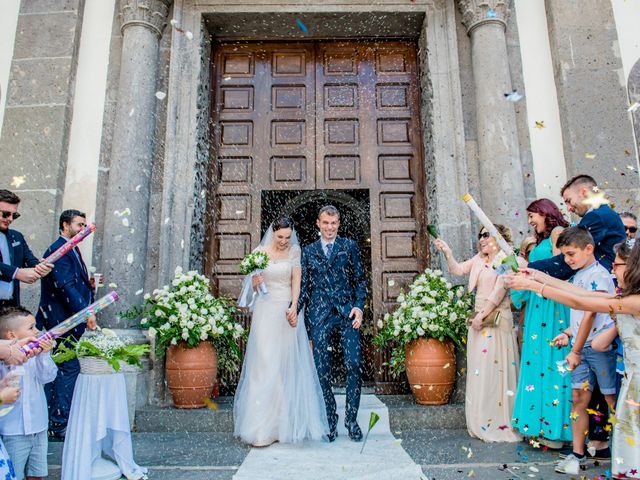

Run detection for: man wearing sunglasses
[[0, 189, 52, 307], [619, 211, 637, 240]]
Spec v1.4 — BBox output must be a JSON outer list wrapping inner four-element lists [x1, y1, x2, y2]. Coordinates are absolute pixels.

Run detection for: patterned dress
[[510, 238, 572, 441], [612, 314, 640, 479]]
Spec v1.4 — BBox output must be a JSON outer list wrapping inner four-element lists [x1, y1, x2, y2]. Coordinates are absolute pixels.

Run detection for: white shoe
[[555, 454, 586, 475]]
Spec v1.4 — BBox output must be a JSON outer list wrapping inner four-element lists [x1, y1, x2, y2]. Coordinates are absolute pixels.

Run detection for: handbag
[[467, 309, 501, 328]]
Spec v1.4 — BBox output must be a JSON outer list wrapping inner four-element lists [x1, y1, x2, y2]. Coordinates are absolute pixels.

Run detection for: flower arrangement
[[239, 251, 269, 296], [373, 268, 474, 377], [52, 329, 150, 372], [141, 267, 244, 353]]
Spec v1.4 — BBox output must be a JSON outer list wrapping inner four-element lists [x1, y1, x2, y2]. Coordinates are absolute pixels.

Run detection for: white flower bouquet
[[52, 329, 150, 372], [140, 267, 245, 361], [239, 251, 270, 297], [374, 268, 474, 377]]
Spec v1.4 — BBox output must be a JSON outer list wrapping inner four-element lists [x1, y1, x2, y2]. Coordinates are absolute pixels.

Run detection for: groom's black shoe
[[346, 422, 363, 442], [327, 414, 339, 442]]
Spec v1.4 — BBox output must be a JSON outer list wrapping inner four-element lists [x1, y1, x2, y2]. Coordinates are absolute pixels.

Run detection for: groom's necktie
[[325, 243, 333, 258]]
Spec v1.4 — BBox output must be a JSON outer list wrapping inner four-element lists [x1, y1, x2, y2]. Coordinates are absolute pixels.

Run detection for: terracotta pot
[[405, 338, 456, 405], [165, 341, 217, 408]]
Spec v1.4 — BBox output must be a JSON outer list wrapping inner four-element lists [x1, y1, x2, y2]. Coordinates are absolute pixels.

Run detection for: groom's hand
[[349, 308, 363, 329]]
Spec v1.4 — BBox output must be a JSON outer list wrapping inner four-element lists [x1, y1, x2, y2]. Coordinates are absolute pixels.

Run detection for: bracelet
[[536, 283, 547, 298]]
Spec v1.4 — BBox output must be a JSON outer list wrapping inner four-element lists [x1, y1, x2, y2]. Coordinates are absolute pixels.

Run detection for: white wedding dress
[[233, 245, 329, 445]]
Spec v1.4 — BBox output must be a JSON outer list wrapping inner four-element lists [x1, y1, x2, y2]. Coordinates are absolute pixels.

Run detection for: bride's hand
[[286, 308, 298, 328], [251, 273, 264, 289]]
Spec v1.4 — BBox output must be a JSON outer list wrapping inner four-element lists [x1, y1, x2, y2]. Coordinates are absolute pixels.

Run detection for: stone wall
[[0, 0, 85, 310], [546, 0, 638, 210]]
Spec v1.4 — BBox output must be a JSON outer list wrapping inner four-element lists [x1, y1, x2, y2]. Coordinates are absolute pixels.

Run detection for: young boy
[[550, 227, 617, 475], [0, 306, 56, 480]]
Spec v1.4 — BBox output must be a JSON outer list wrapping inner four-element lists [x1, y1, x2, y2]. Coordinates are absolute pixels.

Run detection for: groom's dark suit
[[299, 236, 367, 432]]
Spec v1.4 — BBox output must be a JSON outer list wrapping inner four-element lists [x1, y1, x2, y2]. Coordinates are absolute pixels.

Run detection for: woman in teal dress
[[511, 199, 572, 445]]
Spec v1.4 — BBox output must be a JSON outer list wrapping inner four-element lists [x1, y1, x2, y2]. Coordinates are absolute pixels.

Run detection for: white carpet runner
[[233, 395, 425, 480]]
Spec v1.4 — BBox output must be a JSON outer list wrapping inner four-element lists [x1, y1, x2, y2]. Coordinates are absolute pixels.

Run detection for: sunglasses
[[478, 232, 491, 240], [0, 211, 20, 220], [625, 226, 637, 233]]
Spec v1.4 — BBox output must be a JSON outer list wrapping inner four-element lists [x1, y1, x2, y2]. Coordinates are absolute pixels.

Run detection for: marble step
[[135, 395, 466, 433]]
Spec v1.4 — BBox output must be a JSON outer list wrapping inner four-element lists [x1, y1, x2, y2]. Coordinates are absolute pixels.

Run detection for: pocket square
[[11, 241, 21, 247]]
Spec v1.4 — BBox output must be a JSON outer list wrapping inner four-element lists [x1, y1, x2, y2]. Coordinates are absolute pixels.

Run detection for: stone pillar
[[458, 0, 526, 228], [102, 0, 171, 326]]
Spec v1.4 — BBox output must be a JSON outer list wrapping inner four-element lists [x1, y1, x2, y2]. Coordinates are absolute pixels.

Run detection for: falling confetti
[[582, 190, 609, 210], [155, 91, 166, 100], [10, 176, 26, 188], [295, 18, 309, 33], [584, 153, 596, 159], [127, 253, 134, 264], [504, 90, 523, 102], [628, 101, 640, 112], [203, 397, 219, 410], [534, 120, 545, 129]]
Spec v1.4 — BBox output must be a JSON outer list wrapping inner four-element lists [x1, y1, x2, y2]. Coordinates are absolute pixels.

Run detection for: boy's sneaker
[[558, 446, 611, 460], [555, 454, 586, 475]]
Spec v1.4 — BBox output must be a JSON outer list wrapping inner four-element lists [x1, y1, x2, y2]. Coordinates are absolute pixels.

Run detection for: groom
[[299, 205, 367, 442]]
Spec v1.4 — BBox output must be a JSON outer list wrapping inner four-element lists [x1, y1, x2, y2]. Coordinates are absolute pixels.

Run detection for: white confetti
[[127, 253, 134, 264], [135, 289, 143, 296], [108, 282, 118, 288], [129, 108, 135, 116], [170, 19, 178, 27], [10, 176, 26, 188], [89, 266, 96, 273], [185, 31, 193, 40], [504, 90, 523, 102], [223, 76, 232, 81], [388, 280, 395, 286], [122, 218, 129, 227], [135, 184, 141, 192], [181, 239, 184, 249], [529, 466, 539, 473], [164, 217, 170, 225], [155, 91, 166, 100], [506, 390, 514, 396], [628, 102, 640, 113]]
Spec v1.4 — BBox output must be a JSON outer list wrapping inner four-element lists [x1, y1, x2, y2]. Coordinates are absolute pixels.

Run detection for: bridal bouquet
[[239, 251, 269, 297], [140, 267, 244, 357], [374, 268, 474, 376]]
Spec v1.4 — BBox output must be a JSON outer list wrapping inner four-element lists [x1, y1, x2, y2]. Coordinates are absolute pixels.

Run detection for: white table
[[61, 372, 147, 480]]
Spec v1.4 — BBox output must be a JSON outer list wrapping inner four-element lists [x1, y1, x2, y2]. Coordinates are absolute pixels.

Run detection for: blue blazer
[[36, 237, 94, 339], [528, 205, 626, 279], [0, 229, 40, 305], [299, 237, 367, 329]]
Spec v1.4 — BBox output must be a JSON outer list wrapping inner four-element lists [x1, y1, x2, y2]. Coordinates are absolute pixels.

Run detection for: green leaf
[[427, 224, 439, 239]]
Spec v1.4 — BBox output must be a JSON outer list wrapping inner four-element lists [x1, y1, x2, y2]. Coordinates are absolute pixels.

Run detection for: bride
[[233, 216, 329, 446]]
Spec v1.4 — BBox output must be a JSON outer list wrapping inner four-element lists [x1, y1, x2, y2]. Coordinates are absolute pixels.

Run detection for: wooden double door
[[206, 40, 427, 391]]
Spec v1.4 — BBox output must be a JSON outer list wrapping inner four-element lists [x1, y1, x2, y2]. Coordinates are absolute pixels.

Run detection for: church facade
[[0, 0, 639, 403]]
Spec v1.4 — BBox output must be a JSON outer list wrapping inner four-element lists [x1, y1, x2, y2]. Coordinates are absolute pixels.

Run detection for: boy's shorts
[[1, 430, 48, 478], [571, 345, 617, 395]]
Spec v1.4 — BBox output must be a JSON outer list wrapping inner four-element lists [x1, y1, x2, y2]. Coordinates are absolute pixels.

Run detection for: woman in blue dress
[[511, 199, 572, 447]]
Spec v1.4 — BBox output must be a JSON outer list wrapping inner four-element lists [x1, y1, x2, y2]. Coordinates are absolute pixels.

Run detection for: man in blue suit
[[0, 189, 52, 307], [529, 175, 625, 278], [299, 205, 368, 442], [37, 209, 96, 441], [528, 175, 624, 460]]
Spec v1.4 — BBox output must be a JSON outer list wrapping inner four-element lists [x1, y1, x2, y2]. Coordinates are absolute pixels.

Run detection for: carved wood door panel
[[207, 40, 426, 392]]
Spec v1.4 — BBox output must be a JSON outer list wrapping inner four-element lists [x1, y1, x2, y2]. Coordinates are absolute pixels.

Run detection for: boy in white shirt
[[0, 306, 56, 480], [549, 227, 616, 475]]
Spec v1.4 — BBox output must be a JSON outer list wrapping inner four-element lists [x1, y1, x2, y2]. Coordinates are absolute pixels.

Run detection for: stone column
[[458, 0, 526, 228], [102, 0, 172, 326]]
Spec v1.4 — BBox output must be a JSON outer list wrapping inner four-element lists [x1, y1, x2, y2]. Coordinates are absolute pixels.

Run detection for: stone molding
[[120, 0, 173, 37], [457, 0, 508, 34]]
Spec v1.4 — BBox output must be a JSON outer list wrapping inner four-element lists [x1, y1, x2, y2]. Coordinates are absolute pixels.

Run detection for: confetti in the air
[[155, 91, 166, 100], [295, 18, 309, 33], [504, 90, 523, 102], [628, 101, 640, 112], [10, 176, 26, 188], [534, 120, 545, 129]]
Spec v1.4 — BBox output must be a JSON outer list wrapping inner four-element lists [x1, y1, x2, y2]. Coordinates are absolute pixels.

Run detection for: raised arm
[[507, 275, 640, 316], [433, 239, 474, 277]]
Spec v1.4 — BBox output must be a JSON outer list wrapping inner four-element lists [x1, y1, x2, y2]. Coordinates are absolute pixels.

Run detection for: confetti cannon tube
[[20, 291, 119, 354], [462, 194, 514, 256], [42, 223, 96, 264]]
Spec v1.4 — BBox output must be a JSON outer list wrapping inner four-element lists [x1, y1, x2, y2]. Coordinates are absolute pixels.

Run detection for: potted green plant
[[374, 268, 473, 405], [141, 267, 245, 408]]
